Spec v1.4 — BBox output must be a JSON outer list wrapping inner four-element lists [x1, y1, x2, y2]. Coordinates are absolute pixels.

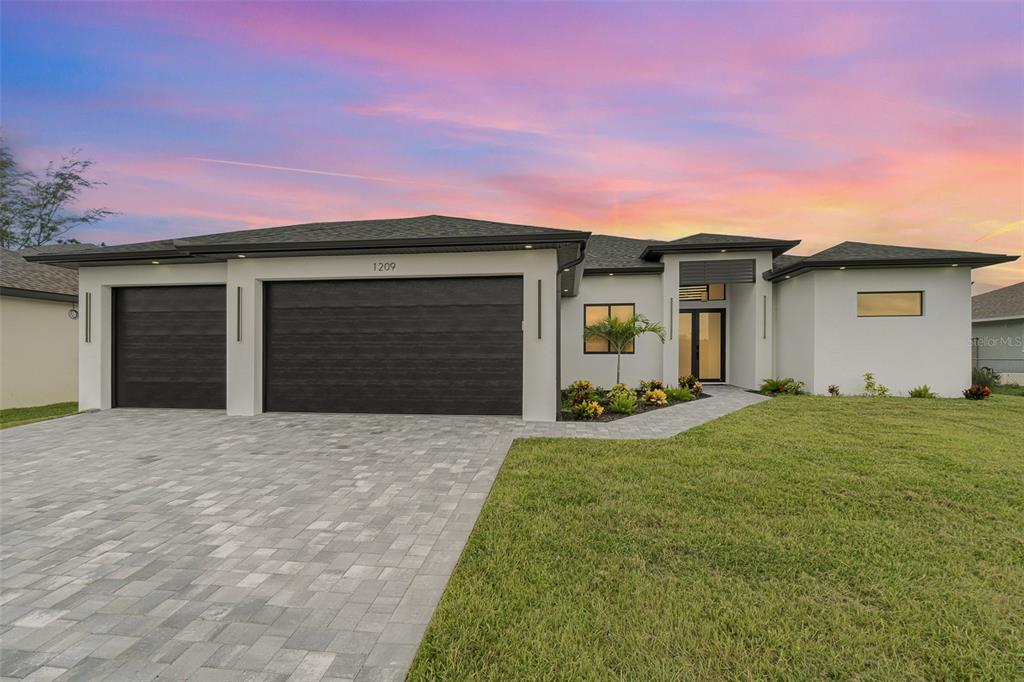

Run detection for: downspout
[[554, 239, 588, 418]]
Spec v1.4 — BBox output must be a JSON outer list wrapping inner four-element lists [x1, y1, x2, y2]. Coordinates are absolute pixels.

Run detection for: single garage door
[[113, 285, 226, 408], [264, 277, 523, 414]]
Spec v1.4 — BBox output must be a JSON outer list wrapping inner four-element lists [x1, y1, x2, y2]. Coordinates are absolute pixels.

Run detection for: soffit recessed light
[[720, 249, 727, 253], [524, 245, 533, 249], [785, 275, 791, 279], [951, 263, 959, 267], [839, 266, 846, 270], [238, 254, 246, 258], [563, 289, 569, 293], [608, 273, 615, 276], [151, 260, 160, 265]]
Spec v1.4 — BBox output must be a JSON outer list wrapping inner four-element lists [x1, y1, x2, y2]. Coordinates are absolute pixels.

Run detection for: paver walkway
[[0, 387, 764, 681]]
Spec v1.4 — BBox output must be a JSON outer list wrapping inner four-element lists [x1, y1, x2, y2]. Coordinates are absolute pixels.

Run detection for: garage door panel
[[266, 306, 520, 333], [114, 286, 226, 409], [264, 277, 523, 415]]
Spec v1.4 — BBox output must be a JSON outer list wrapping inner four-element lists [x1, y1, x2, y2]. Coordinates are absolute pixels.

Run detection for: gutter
[[583, 265, 664, 275], [25, 231, 592, 267], [641, 239, 801, 261], [764, 254, 1020, 281], [558, 240, 588, 297], [972, 315, 1024, 324], [176, 231, 591, 255], [0, 287, 78, 303]]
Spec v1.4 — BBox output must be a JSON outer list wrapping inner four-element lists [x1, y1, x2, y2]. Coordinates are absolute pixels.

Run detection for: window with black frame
[[678, 283, 726, 302], [584, 303, 635, 353]]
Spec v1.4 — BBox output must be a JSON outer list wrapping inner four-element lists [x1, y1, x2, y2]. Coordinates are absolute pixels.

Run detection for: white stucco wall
[[559, 273, 663, 388], [808, 267, 972, 397], [77, 263, 228, 412], [77, 249, 560, 420], [0, 295, 79, 409], [660, 251, 774, 390], [773, 274, 816, 388]]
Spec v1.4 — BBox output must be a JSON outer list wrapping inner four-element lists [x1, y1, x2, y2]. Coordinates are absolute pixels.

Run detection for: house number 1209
[[373, 262, 397, 272]]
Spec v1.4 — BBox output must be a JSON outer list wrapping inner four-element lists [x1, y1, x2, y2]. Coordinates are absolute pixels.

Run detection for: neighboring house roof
[[972, 281, 1024, 321], [0, 248, 79, 301], [28, 215, 590, 264], [641, 233, 801, 260], [582, 234, 664, 273], [764, 241, 1018, 281], [18, 243, 101, 256]]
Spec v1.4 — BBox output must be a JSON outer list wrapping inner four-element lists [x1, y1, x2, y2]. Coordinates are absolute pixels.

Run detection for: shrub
[[863, 372, 890, 397], [908, 385, 937, 398], [642, 388, 668, 405], [565, 379, 597, 406], [759, 378, 805, 396], [827, 384, 841, 397], [607, 383, 634, 401], [639, 379, 665, 392], [571, 399, 605, 419], [678, 374, 704, 396], [972, 367, 1000, 388], [963, 384, 992, 400], [608, 391, 638, 414], [665, 386, 695, 402]]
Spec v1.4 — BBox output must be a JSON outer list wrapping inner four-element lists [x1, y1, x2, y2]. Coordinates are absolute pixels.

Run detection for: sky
[[2, 1, 1022, 291]]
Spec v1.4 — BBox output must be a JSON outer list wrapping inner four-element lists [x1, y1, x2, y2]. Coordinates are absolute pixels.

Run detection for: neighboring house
[[27, 215, 1017, 419], [0, 247, 84, 409], [972, 281, 1024, 384]]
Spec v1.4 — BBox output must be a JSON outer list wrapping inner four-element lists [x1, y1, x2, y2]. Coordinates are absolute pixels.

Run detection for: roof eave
[[641, 239, 801, 261], [973, 315, 1024, 323], [0, 286, 78, 303], [176, 231, 590, 254], [23, 249, 184, 265], [583, 266, 664, 275], [765, 254, 1019, 281], [26, 231, 592, 266]]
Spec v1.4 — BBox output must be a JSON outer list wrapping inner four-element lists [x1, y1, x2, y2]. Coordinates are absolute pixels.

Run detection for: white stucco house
[[28, 215, 1017, 420], [972, 281, 1024, 384]]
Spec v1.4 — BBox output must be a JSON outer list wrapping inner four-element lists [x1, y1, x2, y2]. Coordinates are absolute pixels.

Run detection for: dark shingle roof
[[667, 233, 790, 246], [42, 215, 587, 260], [642, 232, 800, 259], [803, 241, 1008, 263], [180, 214, 583, 247], [18, 243, 100, 256], [765, 241, 1018, 280], [1, 248, 78, 297], [973, 282, 1024, 320], [583, 235, 664, 273], [771, 254, 806, 270]]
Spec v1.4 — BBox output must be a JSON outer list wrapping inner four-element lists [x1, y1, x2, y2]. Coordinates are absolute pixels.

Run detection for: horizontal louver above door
[[679, 259, 755, 285]]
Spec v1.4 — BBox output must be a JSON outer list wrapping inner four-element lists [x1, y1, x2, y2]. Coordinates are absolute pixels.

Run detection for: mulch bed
[[558, 392, 711, 422]]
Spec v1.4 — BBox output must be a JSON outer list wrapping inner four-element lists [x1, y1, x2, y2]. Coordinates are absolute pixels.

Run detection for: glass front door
[[678, 310, 725, 382]]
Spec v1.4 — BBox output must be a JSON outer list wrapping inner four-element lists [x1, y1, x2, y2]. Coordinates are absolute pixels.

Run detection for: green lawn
[[409, 396, 1024, 680], [993, 383, 1024, 397], [0, 401, 78, 429]]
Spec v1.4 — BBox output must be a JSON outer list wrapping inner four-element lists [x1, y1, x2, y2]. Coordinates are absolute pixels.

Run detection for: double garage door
[[113, 277, 523, 415]]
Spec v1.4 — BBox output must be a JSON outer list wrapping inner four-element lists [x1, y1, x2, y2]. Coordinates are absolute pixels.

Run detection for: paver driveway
[[0, 387, 765, 681], [1, 410, 519, 682]]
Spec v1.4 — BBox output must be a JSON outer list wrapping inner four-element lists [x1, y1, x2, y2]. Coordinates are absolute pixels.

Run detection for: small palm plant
[[583, 313, 666, 384]]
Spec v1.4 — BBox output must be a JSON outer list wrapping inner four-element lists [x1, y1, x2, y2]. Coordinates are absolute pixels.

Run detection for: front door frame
[[679, 307, 727, 383]]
